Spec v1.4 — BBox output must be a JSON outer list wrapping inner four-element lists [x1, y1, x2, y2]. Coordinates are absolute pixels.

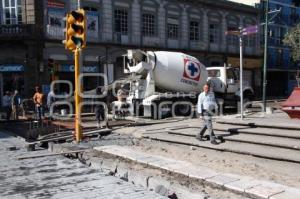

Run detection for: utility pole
[[262, 0, 270, 112], [239, 31, 244, 119], [226, 25, 258, 119]]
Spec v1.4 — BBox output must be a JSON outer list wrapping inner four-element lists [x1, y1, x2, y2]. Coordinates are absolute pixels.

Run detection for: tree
[[283, 24, 300, 61]]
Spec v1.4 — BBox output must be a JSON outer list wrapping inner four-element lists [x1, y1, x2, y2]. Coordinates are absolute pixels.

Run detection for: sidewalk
[[95, 145, 300, 199], [0, 131, 166, 199], [218, 110, 300, 130]]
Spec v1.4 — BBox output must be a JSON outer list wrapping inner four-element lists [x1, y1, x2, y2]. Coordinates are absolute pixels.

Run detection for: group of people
[[2, 90, 21, 120], [1, 86, 56, 121]]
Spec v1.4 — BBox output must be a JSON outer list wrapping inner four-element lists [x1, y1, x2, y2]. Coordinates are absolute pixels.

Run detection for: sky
[[228, 0, 260, 6]]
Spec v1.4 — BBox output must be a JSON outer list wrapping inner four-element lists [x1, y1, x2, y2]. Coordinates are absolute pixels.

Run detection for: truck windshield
[[208, 69, 220, 77]]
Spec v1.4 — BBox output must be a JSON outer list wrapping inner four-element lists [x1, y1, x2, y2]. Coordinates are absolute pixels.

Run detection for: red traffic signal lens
[[70, 11, 84, 22]]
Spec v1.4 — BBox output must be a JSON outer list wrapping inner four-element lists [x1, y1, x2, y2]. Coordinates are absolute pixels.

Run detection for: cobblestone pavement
[[0, 131, 166, 199]]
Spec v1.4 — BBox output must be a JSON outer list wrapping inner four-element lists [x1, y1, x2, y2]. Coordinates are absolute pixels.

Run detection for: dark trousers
[[95, 106, 105, 123], [36, 106, 43, 120], [4, 106, 12, 120], [199, 111, 215, 141]]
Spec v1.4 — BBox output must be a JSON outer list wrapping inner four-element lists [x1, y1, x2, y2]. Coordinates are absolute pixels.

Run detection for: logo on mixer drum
[[183, 59, 201, 81]]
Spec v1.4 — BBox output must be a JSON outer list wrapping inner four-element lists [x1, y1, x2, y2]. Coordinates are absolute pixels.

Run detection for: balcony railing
[[0, 24, 37, 39]]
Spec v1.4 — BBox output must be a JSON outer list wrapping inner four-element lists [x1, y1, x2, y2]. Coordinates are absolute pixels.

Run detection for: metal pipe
[[78, 0, 80, 9], [239, 34, 244, 120], [263, 0, 269, 112]]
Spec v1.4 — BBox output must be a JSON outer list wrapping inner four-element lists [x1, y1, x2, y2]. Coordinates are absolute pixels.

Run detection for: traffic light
[[48, 58, 54, 73], [64, 9, 86, 51]]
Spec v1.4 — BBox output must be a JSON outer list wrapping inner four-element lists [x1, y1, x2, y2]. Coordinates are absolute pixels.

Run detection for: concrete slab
[[94, 145, 300, 199], [270, 187, 300, 199], [176, 165, 219, 180], [206, 173, 240, 186], [224, 177, 262, 193], [245, 182, 286, 199]]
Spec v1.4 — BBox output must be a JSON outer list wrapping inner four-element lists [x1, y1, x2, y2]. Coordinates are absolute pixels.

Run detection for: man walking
[[196, 83, 218, 145], [47, 89, 56, 120], [2, 91, 12, 120]]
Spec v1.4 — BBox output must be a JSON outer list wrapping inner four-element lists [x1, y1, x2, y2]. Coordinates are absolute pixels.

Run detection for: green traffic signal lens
[[71, 36, 83, 47]]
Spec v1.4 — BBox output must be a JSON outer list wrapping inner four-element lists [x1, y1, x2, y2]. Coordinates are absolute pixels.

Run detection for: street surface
[[0, 131, 166, 199]]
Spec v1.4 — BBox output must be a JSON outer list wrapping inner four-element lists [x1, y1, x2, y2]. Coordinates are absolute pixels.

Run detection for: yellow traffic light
[[64, 9, 86, 51]]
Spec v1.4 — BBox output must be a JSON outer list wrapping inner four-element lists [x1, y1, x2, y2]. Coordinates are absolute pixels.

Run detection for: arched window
[[2, 0, 22, 24], [227, 15, 239, 46], [141, 0, 158, 37], [188, 9, 202, 41], [165, 4, 180, 40]]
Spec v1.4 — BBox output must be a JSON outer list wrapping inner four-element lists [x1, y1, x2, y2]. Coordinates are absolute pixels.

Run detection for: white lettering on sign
[[0, 65, 24, 72], [180, 78, 199, 87]]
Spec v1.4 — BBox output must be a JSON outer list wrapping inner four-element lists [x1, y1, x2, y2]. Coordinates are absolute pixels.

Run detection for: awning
[[227, 57, 262, 69], [0, 65, 24, 72]]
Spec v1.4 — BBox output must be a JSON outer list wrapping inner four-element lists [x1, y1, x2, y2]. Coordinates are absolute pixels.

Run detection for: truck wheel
[[175, 104, 191, 116], [159, 103, 172, 119], [243, 96, 253, 109]]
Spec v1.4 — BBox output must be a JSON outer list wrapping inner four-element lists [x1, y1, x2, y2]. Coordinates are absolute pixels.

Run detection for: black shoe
[[210, 140, 218, 145], [196, 134, 204, 141]]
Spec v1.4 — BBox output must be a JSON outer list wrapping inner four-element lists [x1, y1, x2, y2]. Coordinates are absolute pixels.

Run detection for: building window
[[276, 49, 283, 66], [245, 35, 255, 46], [190, 21, 199, 41], [142, 13, 155, 36], [227, 26, 238, 45], [167, 18, 179, 39], [114, 9, 128, 35], [83, 6, 98, 12], [2, 0, 22, 25], [209, 24, 219, 43]]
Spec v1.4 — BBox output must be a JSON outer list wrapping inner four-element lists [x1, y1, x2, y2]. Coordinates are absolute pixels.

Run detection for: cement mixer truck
[[120, 50, 254, 119]]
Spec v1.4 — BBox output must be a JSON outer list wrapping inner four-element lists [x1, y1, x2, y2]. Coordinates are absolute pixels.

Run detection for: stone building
[[0, 0, 261, 101]]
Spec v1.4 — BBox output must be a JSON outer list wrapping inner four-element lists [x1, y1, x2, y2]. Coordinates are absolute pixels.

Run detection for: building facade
[[258, 0, 300, 97], [0, 0, 260, 102]]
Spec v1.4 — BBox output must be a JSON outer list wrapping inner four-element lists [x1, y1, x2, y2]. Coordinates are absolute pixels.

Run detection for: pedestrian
[[11, 90, 21, 120], [2, 91, 12, 120], [196, 83, 218, 145], [47, 89, 56, 120], [94, 87, 105, 128], [33, 86, 44, 120]]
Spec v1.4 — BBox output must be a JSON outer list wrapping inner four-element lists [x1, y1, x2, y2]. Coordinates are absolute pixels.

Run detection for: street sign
[[241, 25, 258, 36]]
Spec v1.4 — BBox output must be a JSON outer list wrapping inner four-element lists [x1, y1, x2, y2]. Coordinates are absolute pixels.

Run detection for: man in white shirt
[[196, 83, 218, 145]]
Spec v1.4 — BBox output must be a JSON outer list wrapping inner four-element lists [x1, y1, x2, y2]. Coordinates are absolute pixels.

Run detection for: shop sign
[[60, 65, 98, 73], [227, 57, 262, 69], [0, 65, 24, 72]]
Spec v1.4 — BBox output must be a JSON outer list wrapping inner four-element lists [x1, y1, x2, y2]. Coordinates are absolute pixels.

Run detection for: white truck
[[120, 50, 254, 119]]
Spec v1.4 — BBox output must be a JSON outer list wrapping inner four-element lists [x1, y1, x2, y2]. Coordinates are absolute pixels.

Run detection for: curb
[[94, 145, 300, 199]]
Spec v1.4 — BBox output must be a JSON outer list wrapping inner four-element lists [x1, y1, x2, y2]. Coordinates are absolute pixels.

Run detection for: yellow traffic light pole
[[74, 48, 82, 143], [64, 8, 86, 143]]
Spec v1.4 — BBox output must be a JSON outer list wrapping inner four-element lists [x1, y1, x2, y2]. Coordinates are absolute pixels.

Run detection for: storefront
[[0, 64, 25, 105], [53, 64, 100, 93]]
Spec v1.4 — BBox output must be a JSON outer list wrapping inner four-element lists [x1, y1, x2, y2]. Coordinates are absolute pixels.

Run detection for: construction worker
[[33, 86, 44, 120], [196, 83, 218, 145], [2, 91, 12, 120], [11, 90, 21, 120]]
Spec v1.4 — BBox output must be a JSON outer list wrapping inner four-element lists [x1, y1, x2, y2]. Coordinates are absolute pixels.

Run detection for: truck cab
[[207, 65, 254, 107]]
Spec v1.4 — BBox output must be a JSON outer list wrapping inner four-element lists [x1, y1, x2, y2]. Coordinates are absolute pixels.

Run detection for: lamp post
[[262, 0, 270, 112]]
